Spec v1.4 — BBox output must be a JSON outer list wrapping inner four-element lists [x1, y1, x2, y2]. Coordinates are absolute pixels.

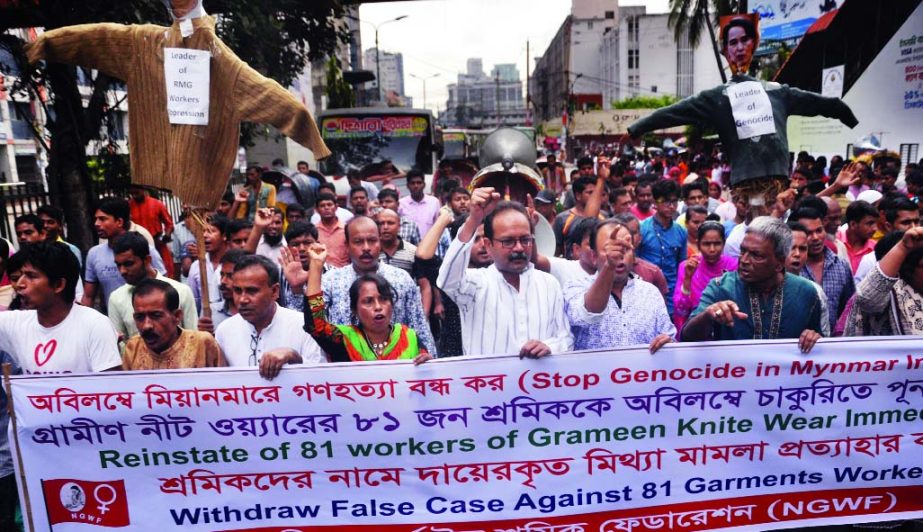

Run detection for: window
[[587, 21, 594, 30], [651, 85, 657, 93], [628, 49, 639, 69], [900, 143, 920, 168], [605, 10, 615, 19]]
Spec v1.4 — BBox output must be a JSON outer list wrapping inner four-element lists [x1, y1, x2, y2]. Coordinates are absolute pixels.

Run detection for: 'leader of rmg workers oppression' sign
[[7, 337, 923, 532]]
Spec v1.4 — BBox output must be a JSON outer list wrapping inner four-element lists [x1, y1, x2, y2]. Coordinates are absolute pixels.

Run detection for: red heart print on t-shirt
[[34, 339, 57, 367]]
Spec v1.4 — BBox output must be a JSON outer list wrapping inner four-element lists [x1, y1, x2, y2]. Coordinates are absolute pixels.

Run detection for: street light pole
[[347, 14, 408, 104], [409, 73, 440, 109]]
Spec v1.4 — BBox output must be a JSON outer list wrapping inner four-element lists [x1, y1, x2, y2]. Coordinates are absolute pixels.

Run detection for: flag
[[41, 479, 130, 528]]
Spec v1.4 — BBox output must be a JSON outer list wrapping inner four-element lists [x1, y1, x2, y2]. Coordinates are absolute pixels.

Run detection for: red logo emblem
[[34, 340, 57, 367], [42, 479, 130, 527]]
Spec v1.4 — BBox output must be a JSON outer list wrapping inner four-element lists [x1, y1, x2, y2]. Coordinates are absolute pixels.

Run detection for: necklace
[[363, 325, 393, 358], [748, 280, 784, 339]]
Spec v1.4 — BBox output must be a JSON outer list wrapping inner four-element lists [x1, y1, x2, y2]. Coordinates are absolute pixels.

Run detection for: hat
[[535, 190, 557, 205], [856, 190, 883, 204]]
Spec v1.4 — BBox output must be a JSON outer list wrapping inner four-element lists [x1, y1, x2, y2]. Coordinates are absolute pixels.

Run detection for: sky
[[357, 0, 670, 114]]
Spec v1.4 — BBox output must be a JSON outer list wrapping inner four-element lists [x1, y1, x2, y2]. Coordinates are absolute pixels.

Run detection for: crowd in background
[[1, 147, 923, 528]]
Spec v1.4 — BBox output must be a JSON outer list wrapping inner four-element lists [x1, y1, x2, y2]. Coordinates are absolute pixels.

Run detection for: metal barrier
[[0, 182, 51, 244], [0, 182, 183, 245]]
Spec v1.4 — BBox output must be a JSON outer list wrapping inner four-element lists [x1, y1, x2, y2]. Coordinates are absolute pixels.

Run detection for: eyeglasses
[[655, 198, 679, 206], [495, 236, 535, 249], [249, 333, 261, 367]]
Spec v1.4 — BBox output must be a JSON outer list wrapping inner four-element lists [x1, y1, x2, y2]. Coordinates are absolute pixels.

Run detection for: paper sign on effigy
[[164, 47, 210, 125], [728, 81, 776, 140], [9, 337, 923, 531]]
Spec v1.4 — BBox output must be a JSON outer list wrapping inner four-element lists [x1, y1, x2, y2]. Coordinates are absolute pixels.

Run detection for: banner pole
[[3, 363, 35, 532], [190, 212, 212, 319]]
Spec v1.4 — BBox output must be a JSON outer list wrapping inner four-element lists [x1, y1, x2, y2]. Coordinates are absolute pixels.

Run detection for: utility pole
[[410, 73, 440, 110], [526, 40, 532, 126], [495, 72, 501, 128]]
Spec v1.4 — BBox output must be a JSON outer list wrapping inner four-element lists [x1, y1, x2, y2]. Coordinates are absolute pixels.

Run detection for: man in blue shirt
[[638, 179, 687, 314]]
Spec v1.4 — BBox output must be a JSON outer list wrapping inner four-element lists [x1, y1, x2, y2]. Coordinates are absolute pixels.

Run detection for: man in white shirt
[[216, 254, 323, 379], [0, 242, 120, 375], [108, 233, 197, 341], [438, 187, 573, 357]]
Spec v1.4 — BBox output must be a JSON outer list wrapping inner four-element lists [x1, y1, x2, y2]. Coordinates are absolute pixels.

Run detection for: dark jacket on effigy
[[628, 74, 858, 185]]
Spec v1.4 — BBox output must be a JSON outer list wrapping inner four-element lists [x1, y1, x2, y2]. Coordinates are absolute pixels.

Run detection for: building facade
[[600, 11, 723, 105], [443, 59, 526, 128]]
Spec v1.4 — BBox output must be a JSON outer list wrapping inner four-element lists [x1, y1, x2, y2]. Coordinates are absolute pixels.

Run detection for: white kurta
[[438, 237, 573, 356]]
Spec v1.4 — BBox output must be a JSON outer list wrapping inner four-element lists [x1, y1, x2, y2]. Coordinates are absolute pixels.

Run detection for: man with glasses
[[638, 179, 687, 314], [215, 254, 323, 379], [320, 216, 437, 354], [438, 188, 573, 357]]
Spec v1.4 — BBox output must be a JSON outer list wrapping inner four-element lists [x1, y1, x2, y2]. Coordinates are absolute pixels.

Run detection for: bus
[[317, 108, 439, 198]]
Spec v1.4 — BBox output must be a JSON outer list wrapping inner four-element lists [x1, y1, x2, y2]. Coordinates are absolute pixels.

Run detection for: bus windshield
[[442, 131, 467, 158], [318, 114, 435, 178]]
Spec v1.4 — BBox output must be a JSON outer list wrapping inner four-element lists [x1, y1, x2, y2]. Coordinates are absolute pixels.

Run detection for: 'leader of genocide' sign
[[8, 337, 923, 531]]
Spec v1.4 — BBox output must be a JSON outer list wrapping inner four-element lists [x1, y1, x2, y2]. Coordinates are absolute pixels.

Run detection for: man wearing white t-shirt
[[216, 255, 323, 379], [0, 243, 120, 375]]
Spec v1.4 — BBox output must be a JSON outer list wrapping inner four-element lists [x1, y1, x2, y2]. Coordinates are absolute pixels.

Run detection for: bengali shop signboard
[[7, 337, 923, 532]]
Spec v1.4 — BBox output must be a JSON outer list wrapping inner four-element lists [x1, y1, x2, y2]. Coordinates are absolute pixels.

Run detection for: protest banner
[[7, 336, 923, 531]]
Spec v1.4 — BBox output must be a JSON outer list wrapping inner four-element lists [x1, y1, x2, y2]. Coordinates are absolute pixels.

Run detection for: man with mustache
[[216, 255, 323, 379], [785, 222, 830, 336], [682, 217, 823, 352], [319, 216, 437, 354], [564, 220, 675, 352], [438, 188, 573, 357], [108, 232, 197, 342], [122, 279, 225, 370]]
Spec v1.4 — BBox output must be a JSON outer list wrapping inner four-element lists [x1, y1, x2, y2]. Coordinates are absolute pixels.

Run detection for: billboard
[[751, 0, 841, 42]]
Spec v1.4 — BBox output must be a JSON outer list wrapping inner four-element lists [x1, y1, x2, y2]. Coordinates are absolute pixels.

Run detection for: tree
[[667, 0, 738, 84], [324, 57, 354, 109], [0, 0, 347, 250]]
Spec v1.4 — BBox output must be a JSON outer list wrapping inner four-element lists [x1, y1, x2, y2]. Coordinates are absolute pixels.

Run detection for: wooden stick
[[190, 212, 212, 319], [3, 363, 35, 532]]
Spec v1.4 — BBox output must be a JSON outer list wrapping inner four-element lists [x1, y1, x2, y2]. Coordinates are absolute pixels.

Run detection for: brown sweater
[[27, 17, 331, 208]]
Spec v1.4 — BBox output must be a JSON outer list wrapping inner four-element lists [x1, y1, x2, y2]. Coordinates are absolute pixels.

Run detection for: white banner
[[8, 337, 923, 531], [163, 47, 210, 125]]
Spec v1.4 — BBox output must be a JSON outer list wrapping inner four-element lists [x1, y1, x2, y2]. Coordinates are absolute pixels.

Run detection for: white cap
[[856, 190, 883, 204]]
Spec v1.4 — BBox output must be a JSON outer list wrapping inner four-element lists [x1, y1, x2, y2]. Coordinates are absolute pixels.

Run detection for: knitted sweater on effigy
[[27, 16, 331, 208]]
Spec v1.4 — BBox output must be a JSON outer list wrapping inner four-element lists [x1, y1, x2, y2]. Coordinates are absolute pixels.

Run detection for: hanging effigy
[[627, 14, 858, 214]]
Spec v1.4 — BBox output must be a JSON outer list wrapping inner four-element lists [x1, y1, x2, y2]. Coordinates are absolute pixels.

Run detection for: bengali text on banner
[[8, 336, 923, 532]]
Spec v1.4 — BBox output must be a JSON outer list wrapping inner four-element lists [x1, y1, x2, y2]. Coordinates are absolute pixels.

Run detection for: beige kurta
[[122, 329, 226, 370], [27, 16, 331, 208]]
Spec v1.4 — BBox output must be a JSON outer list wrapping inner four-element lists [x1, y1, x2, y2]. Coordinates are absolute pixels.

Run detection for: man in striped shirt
[[438, 188, 573, 357]]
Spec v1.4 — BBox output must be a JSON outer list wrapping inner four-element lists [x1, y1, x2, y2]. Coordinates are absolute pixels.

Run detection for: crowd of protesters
[[1, 148, 923, 528]]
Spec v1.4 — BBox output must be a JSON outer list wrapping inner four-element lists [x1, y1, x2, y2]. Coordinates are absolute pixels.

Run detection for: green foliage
[[612, 95, 680, 109], [324, 56, 354, 109]]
